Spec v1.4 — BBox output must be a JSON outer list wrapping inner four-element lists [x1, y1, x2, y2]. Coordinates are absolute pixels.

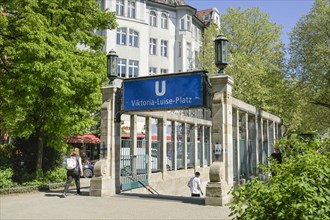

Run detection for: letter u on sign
[[155, 80, 166, 96]]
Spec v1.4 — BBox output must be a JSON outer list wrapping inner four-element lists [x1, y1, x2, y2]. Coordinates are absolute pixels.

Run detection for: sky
[[185, 0, 315, 47]]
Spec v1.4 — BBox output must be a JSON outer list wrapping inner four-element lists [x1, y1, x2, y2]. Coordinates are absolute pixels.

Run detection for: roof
[[196, 8, 213, 25], [150, 0, 187, 6]]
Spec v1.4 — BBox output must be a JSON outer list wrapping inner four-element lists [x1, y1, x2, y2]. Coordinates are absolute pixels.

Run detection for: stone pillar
[[172, 121, 177, 170], [182, 123, 187, 170], [146, 117, 152, 174], [200, 126, 205, 167], [205, 75, 234, 206], [90, 86, 118, 196], [158, 117, 167, 174], [192, 123, 198, 170]]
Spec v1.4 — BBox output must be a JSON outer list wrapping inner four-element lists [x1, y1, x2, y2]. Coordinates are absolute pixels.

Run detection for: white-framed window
[[129, 29, 139, 47], [128, 0, 135, 18], [161, 13, 168, 29], [149, 67, 157, 75], [161, 40, 168, 57], [186, 15, 191, 31], [117, 58, 127, 78], [116, 0, 124, 16], [128, 60, 139, 77], [204, 14, 210, 20], [178, 42, 182, 57], [180, 18, 185, 30], [116, 28, 127, 45], [161, 69, 168, 74], [149, 11, 157, 27], [149, 38, 157, 55], [187, 42, 192, 58]]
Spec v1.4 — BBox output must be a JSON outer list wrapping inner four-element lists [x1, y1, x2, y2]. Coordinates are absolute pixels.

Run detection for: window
[[117, 59, 127, 78], [116, 0, 124, 16], [187, 42, 192, 58], [186, 15, 191, 31], [149, 67, 157, 75], [161, 40, 168, 57], [178, 42, 182, 57], [149, 11, 157, 27], [116, 28, 127, 45], [129, 29, 139, 47], [161, 13, 168, 29], [180, 18, 185, 30], [128, 60, 139, 77], [161, 69, 168, 74], [149, 38, 157, 55], [204, 14, 210, 20], [128, 1, 135, 18]]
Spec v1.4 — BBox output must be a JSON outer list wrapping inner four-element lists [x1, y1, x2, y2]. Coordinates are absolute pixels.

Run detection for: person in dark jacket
[[63, 148, 83, 197]]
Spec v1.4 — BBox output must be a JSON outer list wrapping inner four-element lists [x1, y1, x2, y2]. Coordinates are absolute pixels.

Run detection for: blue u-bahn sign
[[122, 71, 210, 111]]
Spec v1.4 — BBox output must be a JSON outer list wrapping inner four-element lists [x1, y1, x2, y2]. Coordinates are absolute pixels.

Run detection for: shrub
[[0, 168, 15, 188], [230, 137, 330, 220], [45, 167, 67, 183]]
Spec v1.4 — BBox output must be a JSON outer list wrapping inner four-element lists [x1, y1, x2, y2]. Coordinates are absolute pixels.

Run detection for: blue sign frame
[[123, 72, 208, 111]]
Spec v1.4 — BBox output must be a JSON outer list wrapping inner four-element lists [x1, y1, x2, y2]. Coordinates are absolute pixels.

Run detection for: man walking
[[187, 171, 203, 197]]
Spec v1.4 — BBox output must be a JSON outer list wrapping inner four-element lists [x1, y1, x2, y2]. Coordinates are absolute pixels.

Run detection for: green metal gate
[[120, 139, 150, 191], [120, 154, 149, 191]]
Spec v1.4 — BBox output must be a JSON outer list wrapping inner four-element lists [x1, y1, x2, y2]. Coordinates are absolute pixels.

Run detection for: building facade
[[100, 0, 220, 77]]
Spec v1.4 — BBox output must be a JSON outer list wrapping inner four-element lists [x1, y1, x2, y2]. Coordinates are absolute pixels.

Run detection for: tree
[[0, 0, 117, 177], [288, 0, 330, 133], [220, 7, 287, 115], [230, 136, 330, 219], [199, 23, 220, 76]]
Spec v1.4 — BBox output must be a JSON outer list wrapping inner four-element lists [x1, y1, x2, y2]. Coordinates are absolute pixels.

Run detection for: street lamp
[[106, 49, 118, 83], [214, 33, 228, 75]]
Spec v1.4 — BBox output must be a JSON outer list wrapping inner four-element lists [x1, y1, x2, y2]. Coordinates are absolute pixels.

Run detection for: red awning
[[67, 134, 100, 144]]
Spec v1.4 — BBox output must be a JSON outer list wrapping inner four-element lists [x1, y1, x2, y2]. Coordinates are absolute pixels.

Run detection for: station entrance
[[90, 71, 283, 201]]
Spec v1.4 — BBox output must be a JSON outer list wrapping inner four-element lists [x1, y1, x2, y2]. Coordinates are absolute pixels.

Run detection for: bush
[[0, 168, 15, 188], [230, 137, 330, 220], [45, 167, 67, 183]]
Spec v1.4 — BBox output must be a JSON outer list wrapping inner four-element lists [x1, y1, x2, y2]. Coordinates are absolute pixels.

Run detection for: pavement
[[0, 178, 233, 220]]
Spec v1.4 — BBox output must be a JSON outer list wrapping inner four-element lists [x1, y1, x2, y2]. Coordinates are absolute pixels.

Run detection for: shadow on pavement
[[120, 193, 205, 205], [44, 186, 90, 198]]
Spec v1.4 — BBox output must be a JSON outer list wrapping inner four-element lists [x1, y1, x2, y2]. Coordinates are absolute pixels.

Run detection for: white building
[[100, 0, 221, 77]]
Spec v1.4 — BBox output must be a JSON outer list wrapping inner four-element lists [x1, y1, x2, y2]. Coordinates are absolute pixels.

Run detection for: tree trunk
[[36, 136, 44, 178]]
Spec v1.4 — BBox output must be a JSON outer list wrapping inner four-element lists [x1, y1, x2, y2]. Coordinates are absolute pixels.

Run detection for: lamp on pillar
[[106, 49, 118, 84], [214, 34, 228, 75]]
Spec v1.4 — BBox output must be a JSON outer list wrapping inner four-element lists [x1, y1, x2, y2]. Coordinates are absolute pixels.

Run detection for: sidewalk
[[0, 179, 233, 220]]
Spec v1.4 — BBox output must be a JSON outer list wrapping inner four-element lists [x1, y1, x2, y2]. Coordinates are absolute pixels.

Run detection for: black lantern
[[214, 34, 228, 75], [106, 49, 118, 83]]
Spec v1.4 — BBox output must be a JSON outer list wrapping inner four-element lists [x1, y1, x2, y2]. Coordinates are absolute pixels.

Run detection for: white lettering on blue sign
[[130, 96, 193, 107], [123, 73, 203, 111], [155, 81, 166, 96]]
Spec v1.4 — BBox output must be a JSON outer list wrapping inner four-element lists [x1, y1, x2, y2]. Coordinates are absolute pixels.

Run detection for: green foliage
[[44, 167, 67, 183], [287, 0, 330, 133], [230, 137, 330, 220], [0, 168, 15, 188], [199, 24, 220, 76], [0, 144, 14, 168], [220, 7, 288, 119], [0, 0, 117, 175]]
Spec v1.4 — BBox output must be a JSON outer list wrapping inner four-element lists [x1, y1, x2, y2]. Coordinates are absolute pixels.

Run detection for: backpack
[[65, 157, 77, 170]]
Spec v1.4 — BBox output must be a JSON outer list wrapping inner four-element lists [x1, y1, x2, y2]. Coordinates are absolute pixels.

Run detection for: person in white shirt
[[187, 171, 203, 197]]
